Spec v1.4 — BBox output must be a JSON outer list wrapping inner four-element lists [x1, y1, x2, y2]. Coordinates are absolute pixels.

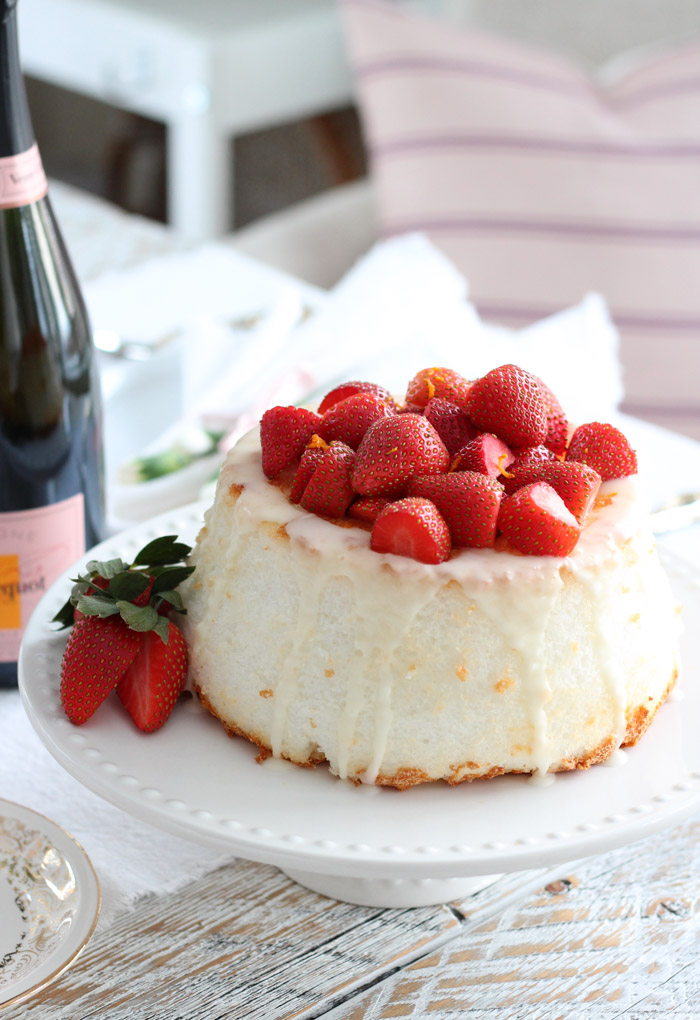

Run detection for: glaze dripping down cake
[[182, 365, 681, 788]]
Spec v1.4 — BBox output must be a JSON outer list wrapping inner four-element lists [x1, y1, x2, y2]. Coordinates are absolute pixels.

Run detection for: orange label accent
[[0, 555, 21, 630], [0, 144, 48, 209]]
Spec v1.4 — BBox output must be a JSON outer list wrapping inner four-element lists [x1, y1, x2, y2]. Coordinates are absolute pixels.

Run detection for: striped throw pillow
[[341, 0, 700, 439]]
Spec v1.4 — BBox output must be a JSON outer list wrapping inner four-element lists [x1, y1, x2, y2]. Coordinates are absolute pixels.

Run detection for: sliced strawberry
[[498, 482, 581, 556], [117, 623, 188, 733], [60, 616, 142, 725], [533, 375, 569, 454], [300, 442, 356, 517], [423, 398, 477, 455], [565, 422, 638, 480], [452, 433, 513, 479], [319, 392, 396, 450], [370, 497, 451, 564], [466, 364, 548, 449], [501, 444, 558, 495], [408, 471, 503, 548], [405, 367, 472, 411], [290, 443, 327, 503], [347, 496, 390, 523], [317, 380, 395, 415], [509, 459, 601, 523], [352, 414, 450, 498], [260, 406, 322, 479]]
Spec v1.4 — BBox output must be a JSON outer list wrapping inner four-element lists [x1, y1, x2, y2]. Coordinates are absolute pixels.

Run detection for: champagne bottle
[[0, 0, 105, 687]]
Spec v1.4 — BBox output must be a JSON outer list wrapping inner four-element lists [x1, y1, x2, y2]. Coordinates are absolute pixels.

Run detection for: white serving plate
[[19, 503, 700, 908], [0, 799, 100, 1008]]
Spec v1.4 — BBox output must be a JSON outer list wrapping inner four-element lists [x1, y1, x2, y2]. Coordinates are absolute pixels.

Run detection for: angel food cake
[[183, 365, 680, 788]]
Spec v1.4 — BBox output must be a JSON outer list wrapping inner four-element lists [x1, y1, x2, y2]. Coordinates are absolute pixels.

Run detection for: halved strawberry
[[370, 497, 451, 564], [501, 445, 557, 495], [117, 623, 188, 732], [508, 459, 601, 523], [565, 422, 638, 480], [260, 406, 322, 478], [452, 433, 513, 479], [498, 482, 581, 556], [408, 471, 503, 548], [347, 496, 389, 524], [405, 367, 472, 411], [352, 414, 450, 497], [423, 398, 476, 455], [300, 442, 356, 517], [466, 365, 548, 449], [289, 443, 327, 503], [319, 392, 396, 449], [60, 616, 142, 725], [318, 380, 395, 415]]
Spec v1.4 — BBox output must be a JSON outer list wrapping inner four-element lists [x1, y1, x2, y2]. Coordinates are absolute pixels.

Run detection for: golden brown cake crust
[[190, 666, 678, 790]]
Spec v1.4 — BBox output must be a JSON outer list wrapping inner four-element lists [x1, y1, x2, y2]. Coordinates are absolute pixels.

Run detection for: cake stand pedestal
[[282, 870, 501, 908]]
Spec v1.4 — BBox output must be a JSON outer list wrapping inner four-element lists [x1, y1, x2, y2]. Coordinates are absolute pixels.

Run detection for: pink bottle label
[[0, 494, 85, 663], [0, 144, 48, 210]]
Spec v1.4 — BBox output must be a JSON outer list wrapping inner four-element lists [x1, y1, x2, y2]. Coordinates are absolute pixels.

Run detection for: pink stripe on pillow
[[341, 0, 700, 439]]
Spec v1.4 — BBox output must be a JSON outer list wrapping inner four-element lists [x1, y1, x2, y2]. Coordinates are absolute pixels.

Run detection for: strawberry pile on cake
[[182, 365, 681, 788]]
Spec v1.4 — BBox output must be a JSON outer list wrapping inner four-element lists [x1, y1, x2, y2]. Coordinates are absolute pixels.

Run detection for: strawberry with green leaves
[[55, 534, 193, 730], [117, 623, 188, 732]]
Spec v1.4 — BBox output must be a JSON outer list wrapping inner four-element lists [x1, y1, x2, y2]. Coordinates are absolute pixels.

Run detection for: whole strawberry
[[260, 406, 322, 479], [60, 616, 142, 724], [352, 414, 450, 498], [498, 481, 581, 556], [408, 471, 503, 548], [318, 380, 395, 415], [371, 497, 451, 564], [510, 459, 601, 523], [566, 422, 638, 481], [501, 444, 557, 495], [405, 367, 472, 411], [319, 392, 396, 449], [466, 364, 548, 449], [117, 623, 188, 732], [423, 398, 476, 455], [533, 375, 569, 454], [452, 433, 513, 479], [289, 442, 328, 503], [347, 496, 390, 524], [300, 442, 356, 517]]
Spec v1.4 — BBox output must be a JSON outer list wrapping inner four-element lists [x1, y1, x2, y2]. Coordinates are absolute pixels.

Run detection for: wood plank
[[320, 818, 700, 1020], [4, 859, 458, 1020]]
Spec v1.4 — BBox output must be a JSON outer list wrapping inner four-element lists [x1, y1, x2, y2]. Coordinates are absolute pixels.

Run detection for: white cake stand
[[19, 504, 700, 908]]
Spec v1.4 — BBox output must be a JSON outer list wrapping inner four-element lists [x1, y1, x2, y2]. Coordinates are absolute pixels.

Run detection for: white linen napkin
[[102, 233, 625, 524], [0, 691, 234, 929]]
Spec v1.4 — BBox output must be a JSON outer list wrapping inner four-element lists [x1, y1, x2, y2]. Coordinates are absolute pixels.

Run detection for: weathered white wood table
[[9, 183, 697, 1020]]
